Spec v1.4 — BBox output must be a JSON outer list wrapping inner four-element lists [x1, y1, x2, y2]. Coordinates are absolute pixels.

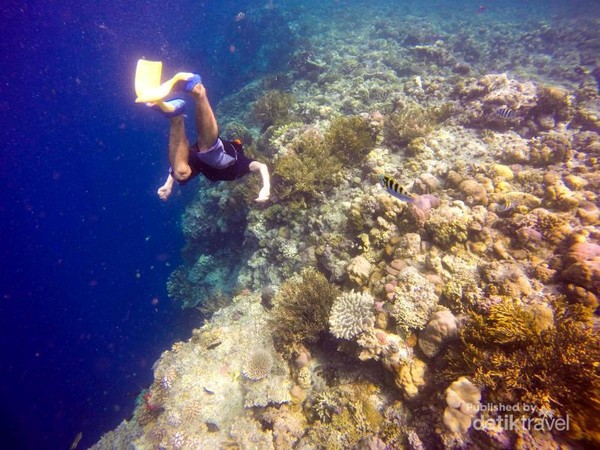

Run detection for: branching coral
[[383, 101, 453, 149], [447, 298, 600, 445], [384, 103, 435, 148], [269, 268, 340, 355], [325, 115, 377, 165], [273, 128, 342, 208], [251, 90, 294, 130]]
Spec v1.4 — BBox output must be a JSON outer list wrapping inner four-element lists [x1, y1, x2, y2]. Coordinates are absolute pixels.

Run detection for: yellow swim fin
[[134, 59, 194, 103]]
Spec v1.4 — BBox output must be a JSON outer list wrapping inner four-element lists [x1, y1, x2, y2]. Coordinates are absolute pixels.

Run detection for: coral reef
[[326, 115, 378, 165], [269, 268, 340, 355], [243, 349, 274, 381], [94, 4, 600, 449], [560, 240, 600, 299], [383, 101, 452, 149], [329, 290, 375, 340], [448, 299, 600, 445], [251, 90, 294, 130], [443, 377, 482, 434], [272, 127, 342, 208], [388, 267, 439, 332], [418, 309, 458, 358]]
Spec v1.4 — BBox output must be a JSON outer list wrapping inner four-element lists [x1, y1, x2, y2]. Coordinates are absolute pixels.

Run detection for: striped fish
[[496, 107, 517, 119], [379, 175, 414, 203]]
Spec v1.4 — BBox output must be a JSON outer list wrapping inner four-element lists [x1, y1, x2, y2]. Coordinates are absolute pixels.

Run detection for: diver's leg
[[191, 84, 219, 151], [169, 116, 192, 181]]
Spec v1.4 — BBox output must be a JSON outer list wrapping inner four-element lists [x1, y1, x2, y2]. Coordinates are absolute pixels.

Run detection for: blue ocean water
[[1, 0, 598, 449], [0, 1, 281, 448]]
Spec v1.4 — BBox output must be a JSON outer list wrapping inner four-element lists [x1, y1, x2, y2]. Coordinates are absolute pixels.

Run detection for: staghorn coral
[[448, 299, 600, 445], [250, 90, 294, 130], [462, 299, 553, 347], [272, 128, 342, 208], [269, 268, 340, 355], [329, 290, 376, 340], [325, 115, 378, 165]]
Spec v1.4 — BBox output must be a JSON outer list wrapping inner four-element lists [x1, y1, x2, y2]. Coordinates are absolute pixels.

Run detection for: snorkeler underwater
[[1, 1, 599, 449]]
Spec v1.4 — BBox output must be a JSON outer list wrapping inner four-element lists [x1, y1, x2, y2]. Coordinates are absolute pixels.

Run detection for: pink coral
[[561, 242, 600, 295], [515, 226, 543, 246], [409, 194, 441, 226]]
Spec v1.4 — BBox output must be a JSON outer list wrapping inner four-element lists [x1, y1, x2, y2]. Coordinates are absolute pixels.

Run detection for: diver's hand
[[157, 185, 172, 201], [255, 186, 270, 203]]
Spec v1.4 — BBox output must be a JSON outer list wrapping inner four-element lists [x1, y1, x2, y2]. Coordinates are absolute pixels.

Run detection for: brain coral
[[561, 241, 600, 295], [329, 291, 375, 340], [418, 309, 458, 358], [243, 349, 274, 381]]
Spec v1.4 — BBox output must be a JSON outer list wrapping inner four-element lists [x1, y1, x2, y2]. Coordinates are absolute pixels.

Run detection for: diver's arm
[[157, 173, 175, 201], [250, 161, 270, 202]]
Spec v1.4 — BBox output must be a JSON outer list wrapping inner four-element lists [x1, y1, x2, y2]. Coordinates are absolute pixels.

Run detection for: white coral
[[329, 290, 375, 340], [389, 267, 439, 332]]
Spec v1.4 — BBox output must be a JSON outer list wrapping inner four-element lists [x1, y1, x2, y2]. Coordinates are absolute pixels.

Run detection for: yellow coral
[[325, 115, 377, 165], [273, 129, 342, 208], [269, 268, 340, 355], [448, 299, 600, 446], [251, 90, 294, 129]]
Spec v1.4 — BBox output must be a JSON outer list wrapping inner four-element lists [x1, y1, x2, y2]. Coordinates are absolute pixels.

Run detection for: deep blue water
[[1, 0, 598, 449], [0, 1, 280, 448]]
